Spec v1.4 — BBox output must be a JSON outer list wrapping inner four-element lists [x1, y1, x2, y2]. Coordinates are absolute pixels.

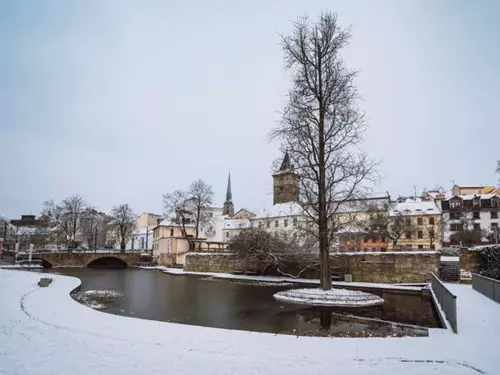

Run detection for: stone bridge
[[38, 252, 143, 268]]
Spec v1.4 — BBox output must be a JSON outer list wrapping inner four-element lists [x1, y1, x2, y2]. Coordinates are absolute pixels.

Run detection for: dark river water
[[45, 268, 442, 336]]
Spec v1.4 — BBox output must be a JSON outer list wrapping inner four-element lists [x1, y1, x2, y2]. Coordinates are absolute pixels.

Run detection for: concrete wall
[[40, 252, 141, 267], [184, 251, 440, 283]]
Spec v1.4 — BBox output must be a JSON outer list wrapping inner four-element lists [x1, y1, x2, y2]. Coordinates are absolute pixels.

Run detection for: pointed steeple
[[223, 171, 235, 216], [279, 151, 292, 172], [225, 172, 232, 202]]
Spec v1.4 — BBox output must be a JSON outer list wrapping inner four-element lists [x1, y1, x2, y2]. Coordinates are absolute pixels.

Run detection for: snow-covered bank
[[1, 269, 499, 374], [141, 266, 424, 292]]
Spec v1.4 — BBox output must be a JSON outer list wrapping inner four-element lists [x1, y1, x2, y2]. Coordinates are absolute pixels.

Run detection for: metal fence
[[431, 273, 458, 333], [472, 273, 500, 304]]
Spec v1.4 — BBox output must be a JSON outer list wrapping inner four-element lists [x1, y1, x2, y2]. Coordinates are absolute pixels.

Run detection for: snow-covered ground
[[1, 269, 499, 374]]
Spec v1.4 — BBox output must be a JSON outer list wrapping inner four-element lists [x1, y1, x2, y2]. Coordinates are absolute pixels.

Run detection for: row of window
[[258, 218, 299, 229], [450, 223, 498, 232], [359, 244, 432, 251], [450, 197, 499, 209], [450, 211, 499, 219], [404, 217, 435, 226], [153, 229, 175, 238]]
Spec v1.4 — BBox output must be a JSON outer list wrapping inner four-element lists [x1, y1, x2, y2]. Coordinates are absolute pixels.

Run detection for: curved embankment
[[0, 269, 493, 375]]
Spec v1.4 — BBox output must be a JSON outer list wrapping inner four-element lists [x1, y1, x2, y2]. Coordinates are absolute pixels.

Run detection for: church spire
[[223, 171, 235, 216], [225, 172, 232, 202], [279, 151, 293, 172]]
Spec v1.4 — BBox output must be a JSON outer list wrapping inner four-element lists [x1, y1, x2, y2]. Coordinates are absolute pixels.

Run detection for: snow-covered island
[[1, 269, 499, 374]]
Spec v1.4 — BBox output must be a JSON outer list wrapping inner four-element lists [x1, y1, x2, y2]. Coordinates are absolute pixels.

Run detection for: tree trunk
[[320, 311, 332, 330]]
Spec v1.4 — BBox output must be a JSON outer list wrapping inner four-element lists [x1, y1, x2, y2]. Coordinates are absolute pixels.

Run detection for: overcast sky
[[1, 0, 499, 219]]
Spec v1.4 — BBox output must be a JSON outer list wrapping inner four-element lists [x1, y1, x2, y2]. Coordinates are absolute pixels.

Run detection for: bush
[[479, 246, 500, 280]]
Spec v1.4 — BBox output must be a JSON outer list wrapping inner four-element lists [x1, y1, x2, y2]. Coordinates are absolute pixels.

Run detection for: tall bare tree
[[42, 194, 86, 248], [110, 204, 136, 252], [188, 179, 214, 240], [163, 179, 214, 243], [270, 12, 375, 291], [81, 207, 109, 250]]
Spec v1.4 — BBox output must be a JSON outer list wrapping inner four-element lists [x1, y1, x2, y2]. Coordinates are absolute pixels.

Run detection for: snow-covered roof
[[448, 193, 499, 201], [223, 219, 252, 230], [155, 219, 195, 228], [253, 202, 303, 219], [390, 199, 441, 216]]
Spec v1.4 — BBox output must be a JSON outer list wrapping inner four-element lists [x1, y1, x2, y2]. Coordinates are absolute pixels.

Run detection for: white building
[[441, 193, 500, 246]]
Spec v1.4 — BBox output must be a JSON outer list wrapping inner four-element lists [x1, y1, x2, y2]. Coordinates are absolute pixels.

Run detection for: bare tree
[[81, 207, 109, 250], [364, 208, 416, 248], [496, 160, 500, 181], [229, 226, 319, 277], [270, 12, 376, 291], [450, 216, 488, 247], [188, 179, 214, 240], [42, 194, 86, 248], [424, 217, 443, 249], [110, 204, 136, 252], [163, 189, 192, 239], [163, 179, 214, 243]]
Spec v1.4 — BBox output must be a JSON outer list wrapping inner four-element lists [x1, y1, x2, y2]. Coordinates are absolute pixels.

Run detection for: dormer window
[[492, 196, 499, 208], [473, 197, 480, 208], [450, 199, 462, 209]]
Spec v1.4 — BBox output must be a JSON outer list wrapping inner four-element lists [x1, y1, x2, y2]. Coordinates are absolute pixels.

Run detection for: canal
[[46, 268, 442, 336]]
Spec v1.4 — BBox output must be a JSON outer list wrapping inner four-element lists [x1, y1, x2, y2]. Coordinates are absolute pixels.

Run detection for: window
[[363, 237, 368, 243], [283, 233, 288, 241], [275, 220, 279, 228], [407, 244, 413, 249], [417, 230, 423, 239], [429, 217, 435, 225], [266, 221, 270, 229], [405, 218, 411, 226], [430, 244, 435, 250], [279, 186, 284, 192], [491, 223, 498, 230], [450, 223, 463, 232], [371, 247, 376, 252], [381, 236, 386, 243], [170, 229, 174, 236], [363, 247, 368, 252], [473, 223, 480, 231], [417, 218, 423, 226], [473, 199, 480, 208], [491, 211, 498, 219], [371, 236, 376, 243], [284, 219, 288, 228], [450, 212, 461, 220], [492, 197, 499, 208], [141, 238, 145, 249], [473, 212, 480, 219], [406, 232, 412, 239], [225, 231, 229, 238], [418, 245, 424, 249], [380, 247, 386, 252], [293, 218, 298, 226], [450, 199, 462, 208], [258, 221, 263, 228]]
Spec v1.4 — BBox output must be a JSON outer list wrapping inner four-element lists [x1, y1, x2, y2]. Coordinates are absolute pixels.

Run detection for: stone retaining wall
[[185, 252, 440, 283], [459, 250, 482, 273]]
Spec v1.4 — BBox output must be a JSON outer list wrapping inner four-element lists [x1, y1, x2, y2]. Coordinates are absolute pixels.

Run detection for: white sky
[[1, 0, 499, 218]]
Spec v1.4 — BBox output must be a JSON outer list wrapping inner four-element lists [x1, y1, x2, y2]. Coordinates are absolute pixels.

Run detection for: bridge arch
[[41, 259, 53, 269], [87, 256, 128, 268]]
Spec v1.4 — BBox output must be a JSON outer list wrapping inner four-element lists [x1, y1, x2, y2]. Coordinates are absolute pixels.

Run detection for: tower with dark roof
[[222, 172, 235, 216], [272, 152, 300, 205]]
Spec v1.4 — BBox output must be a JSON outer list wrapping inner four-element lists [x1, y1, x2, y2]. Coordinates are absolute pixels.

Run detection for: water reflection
[[46, 268, 441, 335]]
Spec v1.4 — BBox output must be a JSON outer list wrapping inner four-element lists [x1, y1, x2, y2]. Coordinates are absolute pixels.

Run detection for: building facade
[[388, 198, 442, 250], [441, 194, 500, 247]]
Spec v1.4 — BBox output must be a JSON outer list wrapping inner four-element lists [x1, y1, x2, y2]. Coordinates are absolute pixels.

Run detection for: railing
[[430, 273, 458, 333], [472, 273, 500, 304]]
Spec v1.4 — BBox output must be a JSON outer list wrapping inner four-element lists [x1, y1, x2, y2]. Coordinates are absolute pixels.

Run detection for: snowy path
[[0, 270, 498, 375]]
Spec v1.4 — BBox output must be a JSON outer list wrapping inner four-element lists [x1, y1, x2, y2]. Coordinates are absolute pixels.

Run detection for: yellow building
[[451, 185, 497, 196], [136, 212, 161, 228], [388, 198, 442, 250], [152, 221, 195, 266]]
